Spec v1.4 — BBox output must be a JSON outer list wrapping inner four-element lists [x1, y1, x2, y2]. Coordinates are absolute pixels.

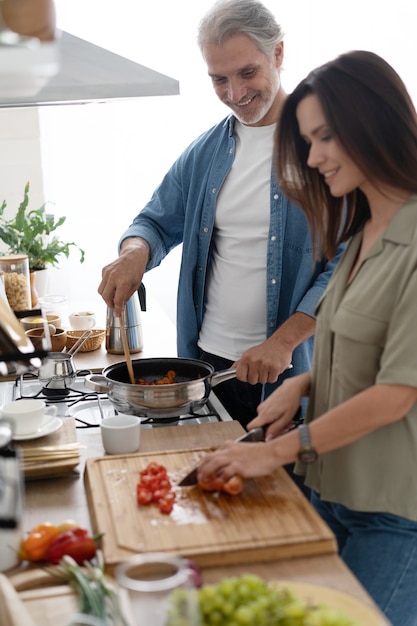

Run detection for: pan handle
[[209, 368, 237, 388], [84, 374, 110, 394], [209, 362, 293, 389]]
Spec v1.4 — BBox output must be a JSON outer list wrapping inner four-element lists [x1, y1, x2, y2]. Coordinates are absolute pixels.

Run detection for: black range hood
[[0, 30, 179, 108]]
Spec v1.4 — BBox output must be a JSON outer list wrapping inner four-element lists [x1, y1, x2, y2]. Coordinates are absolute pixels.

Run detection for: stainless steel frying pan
[[85, 357, 237, 418]]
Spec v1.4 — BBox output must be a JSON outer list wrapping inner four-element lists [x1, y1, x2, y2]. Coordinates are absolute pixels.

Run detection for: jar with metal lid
[[0, 254, 31, 311]]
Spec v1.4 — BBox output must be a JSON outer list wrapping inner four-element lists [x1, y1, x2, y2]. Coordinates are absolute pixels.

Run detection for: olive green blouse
[[300, 195, 417, 521]]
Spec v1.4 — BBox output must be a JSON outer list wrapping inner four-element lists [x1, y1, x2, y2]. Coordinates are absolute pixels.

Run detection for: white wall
[[2, 0, 417, 323], [0, 109, 44, 232]]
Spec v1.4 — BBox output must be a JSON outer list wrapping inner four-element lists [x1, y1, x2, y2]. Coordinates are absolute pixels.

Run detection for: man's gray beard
[[233, 97, 273, 125]]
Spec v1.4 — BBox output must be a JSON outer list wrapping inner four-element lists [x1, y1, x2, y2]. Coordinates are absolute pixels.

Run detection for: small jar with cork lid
[[0, 254, 31, 311]]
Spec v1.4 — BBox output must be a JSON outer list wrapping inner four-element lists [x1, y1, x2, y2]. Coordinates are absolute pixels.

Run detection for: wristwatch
[[297, 423, 318, 464]]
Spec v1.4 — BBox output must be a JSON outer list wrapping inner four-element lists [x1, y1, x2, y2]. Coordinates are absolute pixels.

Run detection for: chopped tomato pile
[[137, 369, 177, 385], [136, 461, 176, 514]]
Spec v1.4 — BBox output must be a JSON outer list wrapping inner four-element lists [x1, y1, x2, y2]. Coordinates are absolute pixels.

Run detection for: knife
[[177, 426, 266, 486], [177, 405, 303, 487]]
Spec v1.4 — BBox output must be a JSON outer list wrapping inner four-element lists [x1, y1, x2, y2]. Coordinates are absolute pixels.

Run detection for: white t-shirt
[[198, 120, 275, 361]]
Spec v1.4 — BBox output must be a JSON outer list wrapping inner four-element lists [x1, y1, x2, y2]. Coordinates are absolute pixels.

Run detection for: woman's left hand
[[248, 374, 308, 440], [197, 441, 278, 484]]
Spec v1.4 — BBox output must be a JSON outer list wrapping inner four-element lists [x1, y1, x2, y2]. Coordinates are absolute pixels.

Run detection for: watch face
[[299, 448, 318, 464]]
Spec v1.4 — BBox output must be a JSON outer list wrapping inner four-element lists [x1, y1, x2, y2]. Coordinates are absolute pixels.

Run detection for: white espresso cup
[[100, 414, 141, 455], [69, 311, 96, 330], [0, 399, 58, 436]]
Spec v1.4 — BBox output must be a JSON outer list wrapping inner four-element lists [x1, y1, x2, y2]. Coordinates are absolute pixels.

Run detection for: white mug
[[100, 414, 141, 455], [69, 311, 96, 330], [0, 399, 57, 436]]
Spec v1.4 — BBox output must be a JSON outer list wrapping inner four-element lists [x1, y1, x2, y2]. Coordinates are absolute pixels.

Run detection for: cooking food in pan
[[137, 369, 178, 385]]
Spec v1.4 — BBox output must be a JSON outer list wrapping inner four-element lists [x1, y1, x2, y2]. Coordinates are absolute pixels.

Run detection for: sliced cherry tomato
[[222, 475, 243, 495], [158, 497, 174, 514], [147, 462, 165, 475], [139, 475, 156, 489], [137, 462, 176, 513], [158, 477, 171, 490], [152, 487, 171, 502], [161, 492, 175, 503], [198, 474, 243, 495], [154, 470, 169, 482], [148, 477, 163, 492], [198, 476, 226, 492], [137, 487, 153, 505]]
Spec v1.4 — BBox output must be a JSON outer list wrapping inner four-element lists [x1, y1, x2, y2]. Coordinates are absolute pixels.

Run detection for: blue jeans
[[311, 491, 417, 626]]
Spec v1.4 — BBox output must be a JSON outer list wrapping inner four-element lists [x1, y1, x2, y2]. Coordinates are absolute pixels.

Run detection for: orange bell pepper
[[19, 522, 60, 561]]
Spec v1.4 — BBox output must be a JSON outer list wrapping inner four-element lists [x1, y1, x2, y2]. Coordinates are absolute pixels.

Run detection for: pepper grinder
[[0, 419, 24, 572]]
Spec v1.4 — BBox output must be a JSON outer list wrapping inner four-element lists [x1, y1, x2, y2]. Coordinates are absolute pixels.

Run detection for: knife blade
[[177, 426, 266, 486]]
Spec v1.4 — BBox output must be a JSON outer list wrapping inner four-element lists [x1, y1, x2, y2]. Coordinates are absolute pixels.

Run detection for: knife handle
[[237, 406, 303, 442], [245, 406, 303, 438], [290, 405, 303, 428], [236, 426, 266, 443]]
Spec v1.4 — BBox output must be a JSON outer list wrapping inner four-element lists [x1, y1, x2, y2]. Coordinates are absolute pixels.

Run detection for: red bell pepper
[[46, 527, 98, 565]]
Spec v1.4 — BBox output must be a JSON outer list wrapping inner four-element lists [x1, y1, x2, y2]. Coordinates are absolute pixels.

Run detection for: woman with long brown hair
[[198, 50, 417, 625]]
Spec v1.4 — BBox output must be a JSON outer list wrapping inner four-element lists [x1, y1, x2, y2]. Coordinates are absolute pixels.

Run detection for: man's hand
[[1, 0, 56, 41], [233, 339, 292, 385], [233, 312, 315, 384], [98, 238, 150, 316]]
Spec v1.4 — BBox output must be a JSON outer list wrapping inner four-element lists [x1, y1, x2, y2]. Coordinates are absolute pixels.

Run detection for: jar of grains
[[0, 255, 31, 311]]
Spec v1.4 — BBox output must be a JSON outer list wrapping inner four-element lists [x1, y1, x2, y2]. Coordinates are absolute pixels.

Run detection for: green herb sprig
[[0, 182, 85, 271], [47, 551, 130, 626]]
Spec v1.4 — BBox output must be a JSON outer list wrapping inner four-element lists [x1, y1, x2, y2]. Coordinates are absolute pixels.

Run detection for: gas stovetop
[[0, 372, 233, 429]]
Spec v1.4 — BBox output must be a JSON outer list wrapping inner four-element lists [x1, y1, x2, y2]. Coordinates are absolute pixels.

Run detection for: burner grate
[[15, 370, 101, 404], [42, 387, 70, 398], [12, 372, 110, 428]]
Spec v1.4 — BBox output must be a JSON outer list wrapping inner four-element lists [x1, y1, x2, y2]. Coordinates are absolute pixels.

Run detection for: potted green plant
[[0, 181, 85, 271]]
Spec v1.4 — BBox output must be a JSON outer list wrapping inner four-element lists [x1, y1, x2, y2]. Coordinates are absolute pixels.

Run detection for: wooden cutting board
[[85, 437, 336, 569]]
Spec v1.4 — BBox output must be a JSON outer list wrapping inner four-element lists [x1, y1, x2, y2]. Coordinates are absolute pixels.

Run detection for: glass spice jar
[[0, 254, 31, 311]]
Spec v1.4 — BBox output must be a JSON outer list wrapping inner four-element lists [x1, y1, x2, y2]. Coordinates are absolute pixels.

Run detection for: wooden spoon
[[120, 309, 136, 385]]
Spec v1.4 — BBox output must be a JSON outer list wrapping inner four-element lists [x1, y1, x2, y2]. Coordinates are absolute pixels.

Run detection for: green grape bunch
[[166, 573, 362, 626]]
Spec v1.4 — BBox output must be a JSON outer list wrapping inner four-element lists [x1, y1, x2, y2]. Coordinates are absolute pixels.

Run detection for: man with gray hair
[[99, 0, 344, 450]]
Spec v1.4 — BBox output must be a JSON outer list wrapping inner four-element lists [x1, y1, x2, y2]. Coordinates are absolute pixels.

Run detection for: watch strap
[[297, 423, 318, 464]]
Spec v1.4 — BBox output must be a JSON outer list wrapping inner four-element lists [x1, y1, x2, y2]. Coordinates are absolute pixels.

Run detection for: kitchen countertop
[[3, 297, 391, 624], [14, 421, 390, 624]]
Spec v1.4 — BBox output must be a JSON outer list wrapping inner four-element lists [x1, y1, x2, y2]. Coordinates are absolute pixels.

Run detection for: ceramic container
[[0, 399, 57, 436], [20, 313, 62, 331], [69, 311, 96, 331], [100, 414, 141, 455], [25, 326, 67, 351]]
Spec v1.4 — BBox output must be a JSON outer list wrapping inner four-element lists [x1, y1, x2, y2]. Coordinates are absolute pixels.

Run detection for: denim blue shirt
[[120, 115, 345, 397]]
